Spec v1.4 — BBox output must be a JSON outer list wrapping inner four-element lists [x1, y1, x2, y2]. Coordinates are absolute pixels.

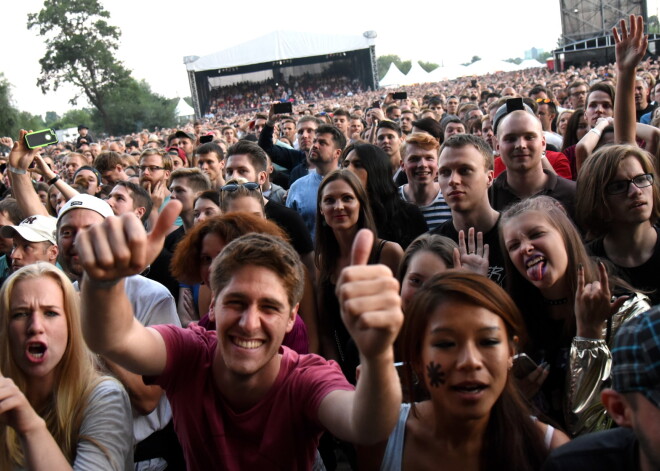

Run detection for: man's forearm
[[8, 171, 49, 217], [351, 350, 401, 444], [81, 278, 136, 355]]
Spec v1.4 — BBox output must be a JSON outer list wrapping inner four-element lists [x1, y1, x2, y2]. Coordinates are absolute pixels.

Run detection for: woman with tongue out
[[500, 195, 650, 436], [0, 263, 132, 470]]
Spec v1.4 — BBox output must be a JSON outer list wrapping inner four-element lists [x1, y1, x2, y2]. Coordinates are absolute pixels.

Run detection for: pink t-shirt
[[147, 324, 353, 470]]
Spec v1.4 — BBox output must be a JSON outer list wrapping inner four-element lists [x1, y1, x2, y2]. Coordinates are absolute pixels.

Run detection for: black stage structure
[[184, 31, 378, 119], [552, 0, 650, 70]]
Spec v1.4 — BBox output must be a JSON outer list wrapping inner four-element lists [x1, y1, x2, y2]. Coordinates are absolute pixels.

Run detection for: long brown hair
[[314, 169, 376, 283], [577, 144, 660, 238], [401, 271, 548, 470]]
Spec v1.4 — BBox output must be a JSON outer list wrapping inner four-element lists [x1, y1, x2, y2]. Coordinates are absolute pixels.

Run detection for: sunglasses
[[535, 98, 552, 104], [220, 182, 261, 192]]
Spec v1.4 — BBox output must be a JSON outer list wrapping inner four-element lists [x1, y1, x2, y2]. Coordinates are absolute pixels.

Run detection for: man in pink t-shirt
[[77, 201, 404, 470]]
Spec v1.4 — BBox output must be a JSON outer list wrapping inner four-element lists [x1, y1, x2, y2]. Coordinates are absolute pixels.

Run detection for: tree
[[49, 108, 95, 130], [91, 78, 176, 135], [28, 0, 131, 132], [377, 54, 403, 78], [44, 111, 60, 125], [462, 55, 482, 66], [419, 61, 439, 73], [0, 74, 19, 136]]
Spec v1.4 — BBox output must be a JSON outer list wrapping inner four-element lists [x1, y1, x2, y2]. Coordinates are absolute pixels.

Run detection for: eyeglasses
[[220, 182, 261, 192], [535, 98, 552, 104], [605, 173, 654, 195], [138, 165, 165, 173]]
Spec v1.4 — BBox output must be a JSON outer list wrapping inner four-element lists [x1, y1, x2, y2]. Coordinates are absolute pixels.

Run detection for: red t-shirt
[[493, 150, 573, 180], [148, 324, 353, 470]]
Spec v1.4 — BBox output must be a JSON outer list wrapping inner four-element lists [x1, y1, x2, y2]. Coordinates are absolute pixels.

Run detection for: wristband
[[8, 165, 26, 175], [590, 128, 602, 137], [47, 175, 60, 185]]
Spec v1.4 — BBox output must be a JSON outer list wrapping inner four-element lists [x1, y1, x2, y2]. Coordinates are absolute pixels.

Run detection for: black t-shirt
[[431, 215, 506, 285], [489, 170, 576, 221], [587, 226, 660, 305], [264, 200, 314, 255], [541, 428, 639, 471]]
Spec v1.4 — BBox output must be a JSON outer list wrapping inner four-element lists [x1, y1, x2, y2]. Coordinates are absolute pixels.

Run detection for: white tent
[[403, 61, 432, 85], [518, 59, 545, 69], [464, 59, 520, 75], [175, 98, 195, 118], [429, 64, 468, 81], [379, 62, 407, 88], [185, 31, 374, 72]]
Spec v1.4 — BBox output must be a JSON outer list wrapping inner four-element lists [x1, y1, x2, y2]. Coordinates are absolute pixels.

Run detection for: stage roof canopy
[[186, 31, 375, 72]]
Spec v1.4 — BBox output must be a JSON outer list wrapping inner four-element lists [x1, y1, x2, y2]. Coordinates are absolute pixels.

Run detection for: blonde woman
[[0, 263, 132, 470]]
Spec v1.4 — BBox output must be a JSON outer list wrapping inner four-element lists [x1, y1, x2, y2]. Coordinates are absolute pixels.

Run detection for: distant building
[[524, 47, 544, 60]]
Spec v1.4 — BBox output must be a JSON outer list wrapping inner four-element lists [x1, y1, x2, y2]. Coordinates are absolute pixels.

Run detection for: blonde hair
[[0, 263, 103, 467]]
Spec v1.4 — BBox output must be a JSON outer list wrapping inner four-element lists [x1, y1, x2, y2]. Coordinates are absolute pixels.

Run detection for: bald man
[[489, 104, 576, 217]]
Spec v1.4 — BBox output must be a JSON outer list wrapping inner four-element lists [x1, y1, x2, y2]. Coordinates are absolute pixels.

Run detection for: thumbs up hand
[[335, 229, 403, 361], [77, 200, 182, 283]]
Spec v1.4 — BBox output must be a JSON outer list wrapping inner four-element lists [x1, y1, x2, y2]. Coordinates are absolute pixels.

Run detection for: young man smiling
[[76, 201, 403, 470]]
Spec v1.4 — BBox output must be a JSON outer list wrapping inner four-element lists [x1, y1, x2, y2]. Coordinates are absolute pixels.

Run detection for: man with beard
[[286, 125, 346, 238]]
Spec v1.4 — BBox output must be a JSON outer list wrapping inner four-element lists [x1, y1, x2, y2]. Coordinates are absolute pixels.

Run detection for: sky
[[1, 0, 657, 117]]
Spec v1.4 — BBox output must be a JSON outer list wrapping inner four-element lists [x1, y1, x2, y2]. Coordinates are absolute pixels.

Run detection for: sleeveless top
[[380, 404, 555, 471], [320, 239, 388, 384]]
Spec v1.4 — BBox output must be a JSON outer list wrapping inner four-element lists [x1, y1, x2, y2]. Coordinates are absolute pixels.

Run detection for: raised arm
[[575, 117, 613, 171], [6, 130, 49, 217], [317, 229, 403, 445], [613, 15, 647, 144], [77, 201, 182, 376]]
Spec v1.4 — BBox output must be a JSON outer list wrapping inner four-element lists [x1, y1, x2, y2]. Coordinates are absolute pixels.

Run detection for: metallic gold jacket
[[566, 293, 651, 436]]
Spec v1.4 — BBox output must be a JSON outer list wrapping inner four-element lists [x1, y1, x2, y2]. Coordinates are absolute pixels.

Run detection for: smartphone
[[25, 129, 58, 149], [372, 100, 381, 108], [273, 102, 293, 114], [393, 91, 407, 100], [199, 135, 213, 144], [471, 79, 477, 87], [512, 353, 539, 379]]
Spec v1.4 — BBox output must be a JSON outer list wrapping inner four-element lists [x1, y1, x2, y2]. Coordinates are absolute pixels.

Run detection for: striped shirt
[[397, 185, 451, 231]]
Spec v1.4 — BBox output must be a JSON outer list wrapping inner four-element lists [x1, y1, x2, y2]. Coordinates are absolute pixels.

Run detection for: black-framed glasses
[[220, 182, 261, 192], [138, 165, 165, 173], [605, 173, 654, 195]]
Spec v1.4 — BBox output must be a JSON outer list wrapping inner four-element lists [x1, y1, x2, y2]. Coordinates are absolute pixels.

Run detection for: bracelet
[[47, 175, 60, 185], [8, 165, 26, 175], [590, 128, 602, 137]]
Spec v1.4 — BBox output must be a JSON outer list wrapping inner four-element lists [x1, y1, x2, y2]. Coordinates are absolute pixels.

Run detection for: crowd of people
[[0, 14, 659, 471]]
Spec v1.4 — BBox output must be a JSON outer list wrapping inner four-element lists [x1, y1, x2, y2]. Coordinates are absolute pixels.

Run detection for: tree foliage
[[46, 108, 94, 130], [91, 78, 176, 135], [0, 74, 19, 137], [418, 61, 439, 73], [0, 74, 45, 137], [28, 0, 131, 132]]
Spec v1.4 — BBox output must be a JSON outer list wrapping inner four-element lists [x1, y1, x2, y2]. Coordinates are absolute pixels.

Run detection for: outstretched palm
[[614, 15, 647, 71]]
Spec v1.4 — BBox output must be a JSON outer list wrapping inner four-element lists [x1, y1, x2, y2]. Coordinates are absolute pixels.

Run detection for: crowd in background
[[0, 15, 659, 471]]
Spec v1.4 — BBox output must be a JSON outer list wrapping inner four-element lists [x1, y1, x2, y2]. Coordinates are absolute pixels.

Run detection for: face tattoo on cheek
[[426, 361, 446, 387]]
